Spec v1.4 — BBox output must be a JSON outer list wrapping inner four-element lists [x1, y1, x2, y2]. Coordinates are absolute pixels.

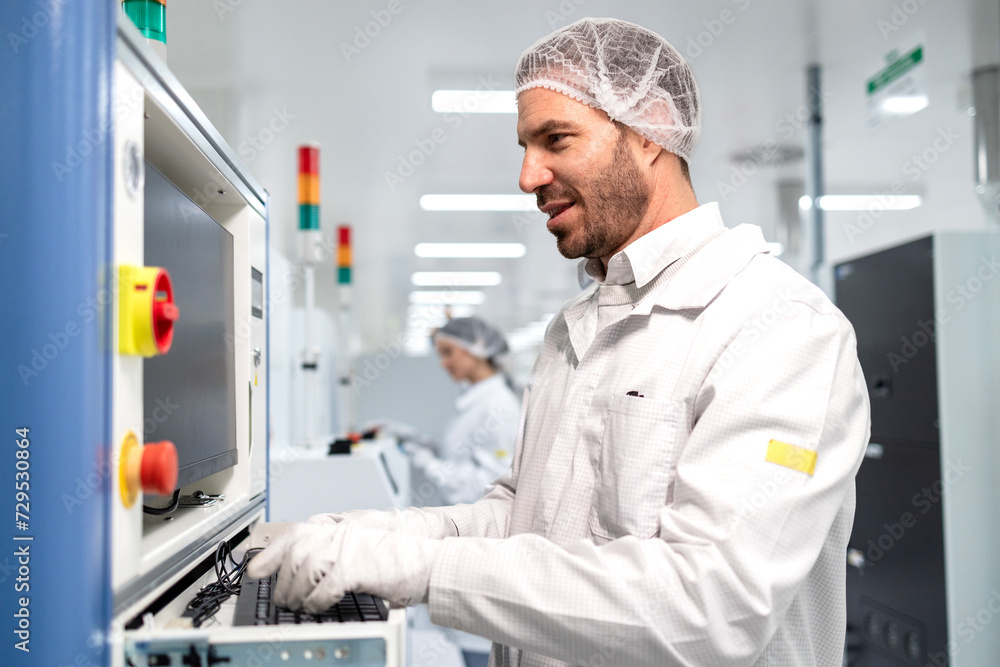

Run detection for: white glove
[[246, 522, 442, 613], [374, 420, 438, 450], [305, 506, 457, 539], [402, 442, 438, 470]]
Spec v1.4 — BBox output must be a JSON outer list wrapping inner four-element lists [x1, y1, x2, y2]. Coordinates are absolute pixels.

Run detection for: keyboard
[[234, 573, 389, 626]]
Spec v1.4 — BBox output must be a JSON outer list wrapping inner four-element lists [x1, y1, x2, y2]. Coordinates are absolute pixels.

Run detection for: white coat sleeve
[[427, 303, 870, 666]]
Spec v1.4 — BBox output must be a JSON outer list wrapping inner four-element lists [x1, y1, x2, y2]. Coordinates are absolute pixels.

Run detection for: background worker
[[404, 316, 521, 508]]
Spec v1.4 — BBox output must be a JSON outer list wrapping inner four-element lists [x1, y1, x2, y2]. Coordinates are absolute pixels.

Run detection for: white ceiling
[[164, 0, 817, 351]]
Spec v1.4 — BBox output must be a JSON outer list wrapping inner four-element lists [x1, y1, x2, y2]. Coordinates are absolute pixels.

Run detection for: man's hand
[[246, 522, 443, 613]]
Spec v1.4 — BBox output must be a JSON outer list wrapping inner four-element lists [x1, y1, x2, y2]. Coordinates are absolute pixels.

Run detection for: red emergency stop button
[[119, 432, 179, 507], [140, 441, 178, 496]]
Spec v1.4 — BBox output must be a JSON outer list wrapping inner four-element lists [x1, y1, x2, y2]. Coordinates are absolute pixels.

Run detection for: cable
[[183, 541, 263, 628], [143, 489, 181, 515]]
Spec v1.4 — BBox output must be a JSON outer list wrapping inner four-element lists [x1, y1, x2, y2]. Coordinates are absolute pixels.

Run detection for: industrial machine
[[0, 6, 403, 665], [836, 234, 1000, 666]]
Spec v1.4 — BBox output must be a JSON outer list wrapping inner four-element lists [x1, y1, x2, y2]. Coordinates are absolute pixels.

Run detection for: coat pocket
[[589, 394, 680, 541]]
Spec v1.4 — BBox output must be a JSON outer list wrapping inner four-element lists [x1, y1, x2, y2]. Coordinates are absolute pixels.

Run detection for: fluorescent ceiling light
[[881, 95, 929, 115], [420, 194, 537, 212], [431, 90, 517, 114], [412, 271, 502, 287], [409, 290, 486, 305], [799, 195, 922, 211], [415, 243, 526, 258]]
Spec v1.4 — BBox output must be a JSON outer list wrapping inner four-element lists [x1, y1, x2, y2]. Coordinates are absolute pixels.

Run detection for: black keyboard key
[[338, 605, 362, 622], [234, 572, 389, 625]]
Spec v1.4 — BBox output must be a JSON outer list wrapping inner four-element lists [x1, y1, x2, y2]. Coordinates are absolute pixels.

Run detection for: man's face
[[516, 87, 651, 261]]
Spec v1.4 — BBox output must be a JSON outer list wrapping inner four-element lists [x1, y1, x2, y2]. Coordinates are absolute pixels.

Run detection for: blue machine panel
[[0, 1, 116, 664]]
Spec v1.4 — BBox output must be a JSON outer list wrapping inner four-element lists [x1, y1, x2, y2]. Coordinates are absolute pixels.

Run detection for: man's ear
[[638, 136, 664, 168]]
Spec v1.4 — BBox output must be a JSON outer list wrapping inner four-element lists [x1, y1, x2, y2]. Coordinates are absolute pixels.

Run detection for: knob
[[119, 433, 179, 507], [140, 441, 178, 496], [119, 265, 179, 356]]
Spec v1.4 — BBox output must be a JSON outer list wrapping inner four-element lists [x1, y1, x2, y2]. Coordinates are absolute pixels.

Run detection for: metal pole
[[807, 64, 825, 285]]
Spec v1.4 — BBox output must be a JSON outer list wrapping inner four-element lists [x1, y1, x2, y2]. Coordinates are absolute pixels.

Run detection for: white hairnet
[[433, 317, 509, 362], [515, 17, 701, 162]]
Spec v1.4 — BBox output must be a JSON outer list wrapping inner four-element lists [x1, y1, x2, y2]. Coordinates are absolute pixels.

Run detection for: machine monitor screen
[[143, 164, 237, 491]]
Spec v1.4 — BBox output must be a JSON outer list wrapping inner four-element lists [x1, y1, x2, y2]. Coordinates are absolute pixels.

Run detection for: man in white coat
[[250, 18, 871, 667]]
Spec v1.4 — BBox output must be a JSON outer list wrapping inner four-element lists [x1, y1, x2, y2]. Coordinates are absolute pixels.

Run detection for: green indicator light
[[338, 267, 352, 284], [299, 204, 320, 231], [122, 0, 166, 44]]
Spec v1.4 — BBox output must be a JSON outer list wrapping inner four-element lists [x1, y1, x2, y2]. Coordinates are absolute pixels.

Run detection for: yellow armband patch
[[766, 439, 817, 476]]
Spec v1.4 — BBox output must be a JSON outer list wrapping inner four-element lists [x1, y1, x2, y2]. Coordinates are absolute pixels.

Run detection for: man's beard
[[539, 134, 651, 260]]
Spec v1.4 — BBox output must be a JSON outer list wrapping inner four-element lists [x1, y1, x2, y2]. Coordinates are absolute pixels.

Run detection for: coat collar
[[455, 373, 508, 411], [631, 224, 770, 315]]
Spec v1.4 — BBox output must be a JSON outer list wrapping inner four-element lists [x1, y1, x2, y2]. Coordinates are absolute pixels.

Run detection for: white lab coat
[[423, 204, 870, 667], [411, 373, 522, 507]]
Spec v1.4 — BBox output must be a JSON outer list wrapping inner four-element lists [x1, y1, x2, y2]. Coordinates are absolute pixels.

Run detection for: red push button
[[140, 441, 178, 496]]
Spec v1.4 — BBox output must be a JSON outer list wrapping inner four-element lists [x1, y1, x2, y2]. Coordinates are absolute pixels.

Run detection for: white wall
[[354, 352, 460, 444], [266, 249, 294, 449], [817, 0, 1000, 266]]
